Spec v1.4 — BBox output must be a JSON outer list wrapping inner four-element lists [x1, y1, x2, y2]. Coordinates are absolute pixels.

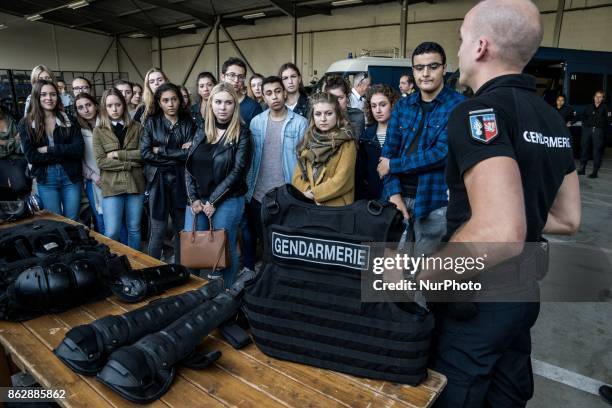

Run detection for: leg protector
[[106, 264, 191, 303], [54, 280, 224, 375], [96, 270, 256, 403]]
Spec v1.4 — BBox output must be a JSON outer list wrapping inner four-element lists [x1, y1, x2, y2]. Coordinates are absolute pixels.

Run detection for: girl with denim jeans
[[184, 83, 251, 287], [18, 80, 83, 220], [74, 93, 105, 233], [93, 88, 145, 250]]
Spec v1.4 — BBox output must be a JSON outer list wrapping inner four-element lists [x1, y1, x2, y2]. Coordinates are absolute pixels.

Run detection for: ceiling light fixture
[[128, 33, 147, 38], [26, 14, 43, 22], [331, 0, 362, 6], [178, 23, 197, 30], [0, 24, 7, 30], [243, 12, 266, 19], [67, 0, 89, 9]]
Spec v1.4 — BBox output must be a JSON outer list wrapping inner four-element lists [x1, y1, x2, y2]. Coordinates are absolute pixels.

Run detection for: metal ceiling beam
[[0, 6, 113, 36], [399, 0, 407, 58], [74, 5, 160, 37], [296, 5, 332, 17], [219, 24, 255, 74], [117, 38, 145, 81], [94, 38, 116, 74], [292, 3, 297, 63], [138, 0, 216, 26], [552, 0, 565, 48], [269, 0, 294, 17], [182, 26, 214, 85]]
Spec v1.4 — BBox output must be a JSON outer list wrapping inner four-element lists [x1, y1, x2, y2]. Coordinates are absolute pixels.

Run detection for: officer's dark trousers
[[580, 127, 605, 172], [430, 302, 540, 408]]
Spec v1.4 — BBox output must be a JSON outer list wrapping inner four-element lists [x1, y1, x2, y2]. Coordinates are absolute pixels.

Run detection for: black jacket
[[292, 93, 310, 118], [355, 124, 383, 200], [185, 125, 251, 207], [190, 102, 204, 130], [582, 103, 610, 129], [18, 113, 84, 184], [141, 114, 195, 184], [347, 107, 365, 140], [556, 104, 575, 125]]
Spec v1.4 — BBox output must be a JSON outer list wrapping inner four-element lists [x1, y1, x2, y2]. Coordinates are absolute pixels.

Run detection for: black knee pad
[[54, 280, 224, 375], [96, 271, 255, 403]]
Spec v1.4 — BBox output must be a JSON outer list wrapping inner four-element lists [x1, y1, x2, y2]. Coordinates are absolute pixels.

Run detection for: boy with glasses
[[377, 41, 465, 256], [221, 57, 263, 275], [221, 57, 263, 128]]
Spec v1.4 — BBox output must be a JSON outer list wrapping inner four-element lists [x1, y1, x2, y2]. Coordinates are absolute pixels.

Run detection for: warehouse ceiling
[[0, 0, 432, 38]]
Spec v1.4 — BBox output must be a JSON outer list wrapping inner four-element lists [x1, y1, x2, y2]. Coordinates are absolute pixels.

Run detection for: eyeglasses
[[225, 72, 246, 82], [73, 86, 90, 92], [412, 63, 444, 72]]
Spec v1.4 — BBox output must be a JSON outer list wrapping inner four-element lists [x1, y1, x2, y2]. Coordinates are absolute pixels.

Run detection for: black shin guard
[[107, 264, 191, 303], [54, 280, 224, 375], [96, 270, 256, 403]]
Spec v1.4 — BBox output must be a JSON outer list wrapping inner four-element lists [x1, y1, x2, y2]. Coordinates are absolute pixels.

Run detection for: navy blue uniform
[[432, 74, 575, 407]]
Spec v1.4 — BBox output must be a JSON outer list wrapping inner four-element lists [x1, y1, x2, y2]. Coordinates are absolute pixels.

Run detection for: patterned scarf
[[298, 127, 353, 182]]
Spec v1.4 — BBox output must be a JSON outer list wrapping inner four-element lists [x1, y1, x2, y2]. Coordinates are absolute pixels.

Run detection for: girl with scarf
[[292, 92, 357, 206]]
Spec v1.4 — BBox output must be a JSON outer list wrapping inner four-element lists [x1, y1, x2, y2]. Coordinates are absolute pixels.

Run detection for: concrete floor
[[529, 156, 612, 407]]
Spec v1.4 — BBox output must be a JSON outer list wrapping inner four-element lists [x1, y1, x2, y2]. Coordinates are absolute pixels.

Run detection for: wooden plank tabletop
[[0, 211, 446, 407]]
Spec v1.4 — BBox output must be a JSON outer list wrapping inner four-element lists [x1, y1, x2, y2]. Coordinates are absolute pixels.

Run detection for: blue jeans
[[184, 196, 244, 287], [401, 197, 447, 256], [85, 180, 105, 234], [240, 210, 256, 270], [102, 193, 144, 250], [37, 164, 82, 221]]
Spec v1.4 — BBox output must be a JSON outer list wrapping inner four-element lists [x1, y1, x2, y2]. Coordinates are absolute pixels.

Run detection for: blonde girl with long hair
[[292, 92, 357, 206], [184, 82, 251, 286], [133, 67, 168, 123], [24, 64, 57, 114]]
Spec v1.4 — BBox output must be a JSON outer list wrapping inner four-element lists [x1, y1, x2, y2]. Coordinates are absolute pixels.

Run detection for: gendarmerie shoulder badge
[[468, 108, 499, 144]]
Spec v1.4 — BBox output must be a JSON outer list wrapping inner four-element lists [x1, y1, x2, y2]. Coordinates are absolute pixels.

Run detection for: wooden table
[[0, 212, 446, 407]]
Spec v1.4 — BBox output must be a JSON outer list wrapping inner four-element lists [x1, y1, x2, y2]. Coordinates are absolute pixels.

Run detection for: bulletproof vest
[[244, 184, 435, 385]]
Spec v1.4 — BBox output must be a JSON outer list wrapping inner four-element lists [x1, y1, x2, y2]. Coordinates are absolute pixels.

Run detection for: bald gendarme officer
[[419, 1, 582, 406]]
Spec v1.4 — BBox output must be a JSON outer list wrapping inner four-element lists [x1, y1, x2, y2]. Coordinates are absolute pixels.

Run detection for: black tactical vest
[[244, 184, 434, 385]]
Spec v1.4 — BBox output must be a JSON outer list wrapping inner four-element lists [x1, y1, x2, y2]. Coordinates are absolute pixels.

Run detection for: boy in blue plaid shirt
[[377, 42, 465, 255]]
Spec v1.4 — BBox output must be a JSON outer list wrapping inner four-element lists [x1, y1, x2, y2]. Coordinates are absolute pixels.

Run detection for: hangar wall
[[0, 11, 151, 83], [0, 0, 610, 91], [153, 0, 612, 93]]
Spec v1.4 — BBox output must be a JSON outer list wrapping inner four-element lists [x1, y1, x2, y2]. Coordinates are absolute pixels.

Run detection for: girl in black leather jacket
[[141, 83, 195, 262], [184, 82, 251, 285]]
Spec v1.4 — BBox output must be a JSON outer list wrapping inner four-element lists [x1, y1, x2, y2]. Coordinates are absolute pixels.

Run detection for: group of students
[[1, 55, 410, 286]]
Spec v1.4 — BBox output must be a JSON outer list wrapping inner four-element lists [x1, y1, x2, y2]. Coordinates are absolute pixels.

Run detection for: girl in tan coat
[[93, 88, 145, 250], [292, 92, 357, 206]]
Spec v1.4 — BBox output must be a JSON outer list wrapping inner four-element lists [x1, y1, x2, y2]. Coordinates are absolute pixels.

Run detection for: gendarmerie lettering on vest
[[272, 231, 370, 270]]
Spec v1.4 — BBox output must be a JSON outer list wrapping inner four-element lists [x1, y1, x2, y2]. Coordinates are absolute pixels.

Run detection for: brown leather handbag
[[180, 213, 229, 271]]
